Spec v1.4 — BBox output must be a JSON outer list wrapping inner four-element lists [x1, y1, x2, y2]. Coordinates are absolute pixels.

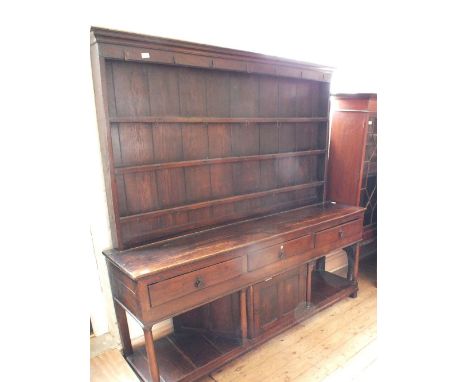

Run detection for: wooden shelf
[[127, 331, 242, 382], [115, 150, 326, 175], [310, 271, 356, 311], [109, 116, 328, 124], [120, 182, 325, 223]]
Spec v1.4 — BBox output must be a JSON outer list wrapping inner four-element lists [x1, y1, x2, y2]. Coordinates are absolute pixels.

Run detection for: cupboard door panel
[[257, 281, 279, 331], [251, 265, 307, 337]]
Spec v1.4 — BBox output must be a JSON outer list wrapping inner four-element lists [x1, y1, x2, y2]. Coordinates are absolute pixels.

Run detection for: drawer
[[314, 219, 362, 250], [148, 257, 244, 308], [247, 234, 313, 272]]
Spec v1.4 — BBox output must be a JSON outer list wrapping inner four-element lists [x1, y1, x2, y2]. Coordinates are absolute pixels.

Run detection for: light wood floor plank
[[248, 300, 376, 382], [321, 340, 377, 382], [91, 348, 139, 382], [212, 285, 376, 382]]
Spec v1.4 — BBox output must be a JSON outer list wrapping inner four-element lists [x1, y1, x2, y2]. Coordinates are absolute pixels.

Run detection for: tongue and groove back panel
[[91, 28, 332, 249]]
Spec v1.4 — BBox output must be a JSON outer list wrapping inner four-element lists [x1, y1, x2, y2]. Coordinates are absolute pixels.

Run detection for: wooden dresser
[[90, 27, 366, 382], [328, 94, 377, 253]]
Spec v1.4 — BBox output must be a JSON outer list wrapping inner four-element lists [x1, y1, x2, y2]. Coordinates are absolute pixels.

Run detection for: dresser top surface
[[104, 203, 364, 280]]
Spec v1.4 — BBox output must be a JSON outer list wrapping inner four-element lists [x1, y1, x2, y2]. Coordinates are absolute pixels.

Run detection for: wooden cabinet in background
[[91, 27, 366, 382], [327, 94, 377, 255]]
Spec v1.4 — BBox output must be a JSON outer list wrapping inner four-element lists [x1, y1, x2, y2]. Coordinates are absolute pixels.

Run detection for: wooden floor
[[91, 255, 377, 382]]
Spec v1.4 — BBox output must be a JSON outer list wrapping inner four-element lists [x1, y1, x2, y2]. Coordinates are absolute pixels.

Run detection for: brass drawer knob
[[194, 277, 204, 288], [279, 245, 285, 259]]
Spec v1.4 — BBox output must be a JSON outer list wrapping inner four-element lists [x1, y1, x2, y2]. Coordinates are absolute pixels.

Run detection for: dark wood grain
[[113, 150, 325, 175], [240, 289, 248, 343], [230, 73, 258, 117], [310, 270, 354, 309], [91, 27, 333, 82], [143, 328, 160, 381], [178, 68, 207, 117], [251, 265, 307, 337], [91, 27, 366, 382], [278, 78, 297, 117], [314, 218, 363, 251], [112, 61, 150, 117], [113, 300, 134, 356], [156, 169, 186, 208], [105, 202, 363, 279], [206, 72, 230, 116], [109, 116, 328, 123], [148, 257, 244, 307], [170, 332, 222, 367], [104, 53, 329, 248], [152, 124, 184, 163], [328, 93, 377, 241], [123, 172, 159, 214], [327, 111, 367, 205], [119, 182, 324, 223], [247, 234, 313, 272], [148, 65, 180, 115], [173, 293, 241, 339], [128, 336, 196, 382]]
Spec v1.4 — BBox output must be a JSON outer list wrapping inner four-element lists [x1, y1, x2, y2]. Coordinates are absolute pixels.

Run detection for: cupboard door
[[251, 265, 307, 337], [327, 111, 369, 206]]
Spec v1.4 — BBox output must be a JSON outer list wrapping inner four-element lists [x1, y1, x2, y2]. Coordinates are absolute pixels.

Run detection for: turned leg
[[306, 261, 314, 307], [113, 300, 133, 356], [346, 245, 355, 282], [143, 327, 160, 382], [315, 256, 326, 271], [345, 244, 360, 298], [349, 291, 358, 298], [354, 244, 361, 282], [240, 289, 248, 345], [246, 286, 255, 339]]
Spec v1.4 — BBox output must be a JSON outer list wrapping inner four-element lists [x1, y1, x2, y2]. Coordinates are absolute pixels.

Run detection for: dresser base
[[125, 270, 358, 382]]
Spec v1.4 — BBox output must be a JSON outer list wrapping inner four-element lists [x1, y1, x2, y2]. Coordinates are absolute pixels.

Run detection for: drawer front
[[314, 219, 362, 251], [248, 234, 313, 272], [148, 257, 244, 308]]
